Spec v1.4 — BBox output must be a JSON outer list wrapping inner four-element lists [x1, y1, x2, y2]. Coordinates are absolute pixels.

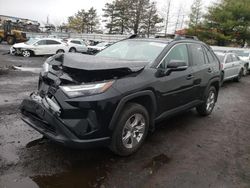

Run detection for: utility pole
[[174, 6, 182, 32]]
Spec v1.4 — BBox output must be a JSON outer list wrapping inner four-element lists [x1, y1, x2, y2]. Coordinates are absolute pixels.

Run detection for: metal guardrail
[[25, 32, 129, 42]]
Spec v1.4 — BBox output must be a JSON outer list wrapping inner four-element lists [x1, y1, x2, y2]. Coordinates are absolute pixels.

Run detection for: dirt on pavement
[[0, 44, 250, 188]]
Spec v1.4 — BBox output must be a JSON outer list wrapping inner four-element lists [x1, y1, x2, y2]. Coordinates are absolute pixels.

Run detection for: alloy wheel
[[22, 51, 31, 57], [206, 91, 215, 113], [122, 113, 146, 149]]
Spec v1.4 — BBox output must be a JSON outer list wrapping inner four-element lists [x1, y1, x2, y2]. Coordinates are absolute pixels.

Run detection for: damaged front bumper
[[20, 93, 111, 148]]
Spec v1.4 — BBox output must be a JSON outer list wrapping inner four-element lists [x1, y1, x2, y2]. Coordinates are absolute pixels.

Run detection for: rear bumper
[[20, 94, 111, 148]]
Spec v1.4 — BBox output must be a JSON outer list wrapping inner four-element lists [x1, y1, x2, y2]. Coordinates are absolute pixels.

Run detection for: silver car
[[215, 52, 244, 82]]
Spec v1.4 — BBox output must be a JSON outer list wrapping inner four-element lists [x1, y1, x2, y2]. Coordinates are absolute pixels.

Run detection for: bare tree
[[164, 0, 171, 35]]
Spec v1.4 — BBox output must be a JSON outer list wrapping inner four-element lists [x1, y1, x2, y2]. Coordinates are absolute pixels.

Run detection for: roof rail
[[174, 34, 199, 41], [155, 34, 199, 41]]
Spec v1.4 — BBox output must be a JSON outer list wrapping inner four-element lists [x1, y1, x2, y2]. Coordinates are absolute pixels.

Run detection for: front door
[[156, 43, 196, 114]]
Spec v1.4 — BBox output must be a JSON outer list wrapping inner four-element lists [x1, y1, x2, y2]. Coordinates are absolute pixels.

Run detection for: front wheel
[[6, 36, 15, 45], [196, 86, 217, 116], [22, 50, 31, 57], [110, 103, 149, 156], [56, 49, 65, 54], [69, 47, 76, 53]]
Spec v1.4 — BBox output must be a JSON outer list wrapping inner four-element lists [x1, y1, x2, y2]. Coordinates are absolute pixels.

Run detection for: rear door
[[46, 40, 63, 54], [231, 54, 242, 76], [224, 54, 235, 79], [188, 43, 214, 101]]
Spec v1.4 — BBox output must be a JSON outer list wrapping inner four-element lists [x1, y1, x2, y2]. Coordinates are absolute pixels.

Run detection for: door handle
[[186, 74, 194, 80], [208, 68, 212, 73]]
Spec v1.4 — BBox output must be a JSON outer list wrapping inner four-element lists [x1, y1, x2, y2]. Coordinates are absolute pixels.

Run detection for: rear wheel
[[110, 103, 149, 156], [22, 50, 31, 57], [6, 36, 15, 45], [196, 86, 217, 116], [56, 49, 65, 54], [243, 65, 248, 76], [235, 69, 243, 82]]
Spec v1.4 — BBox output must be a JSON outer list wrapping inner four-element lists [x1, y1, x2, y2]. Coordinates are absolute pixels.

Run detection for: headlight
[[60, 81, 114, 98]]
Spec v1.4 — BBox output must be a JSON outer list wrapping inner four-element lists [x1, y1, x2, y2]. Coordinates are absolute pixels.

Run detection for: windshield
[[231, 50, 250, 57], [96, 40, 167, 62], [25, 38, 39, 45]]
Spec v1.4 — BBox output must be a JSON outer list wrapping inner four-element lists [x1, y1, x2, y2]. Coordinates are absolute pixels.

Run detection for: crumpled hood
[[13, 42, 32, 48], [57, 53, 149, 72]]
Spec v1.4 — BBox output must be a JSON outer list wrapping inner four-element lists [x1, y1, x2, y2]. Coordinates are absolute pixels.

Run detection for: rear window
[[215, 53, 225, 62], [189, 44, 206, 66]]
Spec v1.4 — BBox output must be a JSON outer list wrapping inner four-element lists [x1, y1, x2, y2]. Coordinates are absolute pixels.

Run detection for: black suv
[[20, 36, 221, 156]]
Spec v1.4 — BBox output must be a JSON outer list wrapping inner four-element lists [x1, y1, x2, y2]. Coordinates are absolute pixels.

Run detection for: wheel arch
[[206, 78, 220, 102], [22, 49, 34, 56], [109, 90, 157, 132], [69, 47, 76, 52]]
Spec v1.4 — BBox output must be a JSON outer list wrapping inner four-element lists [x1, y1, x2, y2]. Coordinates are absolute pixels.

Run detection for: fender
[[108, 90, 157, 131], [203, 76, 220, 101]]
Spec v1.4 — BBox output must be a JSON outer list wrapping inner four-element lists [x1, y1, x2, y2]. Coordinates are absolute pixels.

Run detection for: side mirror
[[156, 60, 188, 77], [165, 60, 188, 75]]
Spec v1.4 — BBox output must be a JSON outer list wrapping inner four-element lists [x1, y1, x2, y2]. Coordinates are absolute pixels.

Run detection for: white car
[[87, 42, 112, 54], [64, 38, 88, 53], [10, 38, 69, 57], [215, 52, 244, 82], [229, 49, 250, 74], [211, 46, 250, 75]]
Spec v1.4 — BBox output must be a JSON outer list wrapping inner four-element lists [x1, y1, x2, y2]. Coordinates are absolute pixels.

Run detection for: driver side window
[[159, 44, 189, 69], [36, 40, 46, 45]]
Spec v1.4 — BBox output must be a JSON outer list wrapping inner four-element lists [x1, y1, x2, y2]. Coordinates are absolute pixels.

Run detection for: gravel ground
[[0, 44, 250, 188]]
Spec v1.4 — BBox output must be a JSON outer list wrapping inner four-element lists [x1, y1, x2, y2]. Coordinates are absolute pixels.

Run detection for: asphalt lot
[[0, 43, 250, 188]]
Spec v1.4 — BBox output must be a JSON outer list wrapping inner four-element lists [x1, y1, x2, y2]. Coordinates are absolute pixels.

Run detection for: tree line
[[188, 0, 250, 46], [66, 0, 163, 37], [64, 0, 250, 46]]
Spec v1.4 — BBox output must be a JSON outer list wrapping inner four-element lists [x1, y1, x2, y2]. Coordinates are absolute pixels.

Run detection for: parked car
[[228, 49, 250, 75], [214, 52, 244, 83], [10, 38, 69, 57], [87, 42, 112, 54], [64, 38, 88, 53], [211, 46, 250, 76], [20, 36, 221, 156]]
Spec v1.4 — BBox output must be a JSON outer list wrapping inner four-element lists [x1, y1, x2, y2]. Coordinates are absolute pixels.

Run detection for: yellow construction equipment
[[0, 20, 27, 45]]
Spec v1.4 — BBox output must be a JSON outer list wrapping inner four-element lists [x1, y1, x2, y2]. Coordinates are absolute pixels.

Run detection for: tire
[[235, 69, 243, 82], [243, 65, 248, 76], [196, 86, 217, 116], [220, 72, 224, 86], [56, 49, 65, 54], [6, 36, 15, 45], [110, 103, 149, 156], [22, 50, 31, 57], [69, 47, 76, 53]]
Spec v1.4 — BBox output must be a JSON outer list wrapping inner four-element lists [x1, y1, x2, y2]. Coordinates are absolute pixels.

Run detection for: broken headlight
[[60, 81, 114, 98]]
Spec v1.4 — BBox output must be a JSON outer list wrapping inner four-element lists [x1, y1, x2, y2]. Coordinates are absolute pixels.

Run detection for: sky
[[0, 0, 217, 32]]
